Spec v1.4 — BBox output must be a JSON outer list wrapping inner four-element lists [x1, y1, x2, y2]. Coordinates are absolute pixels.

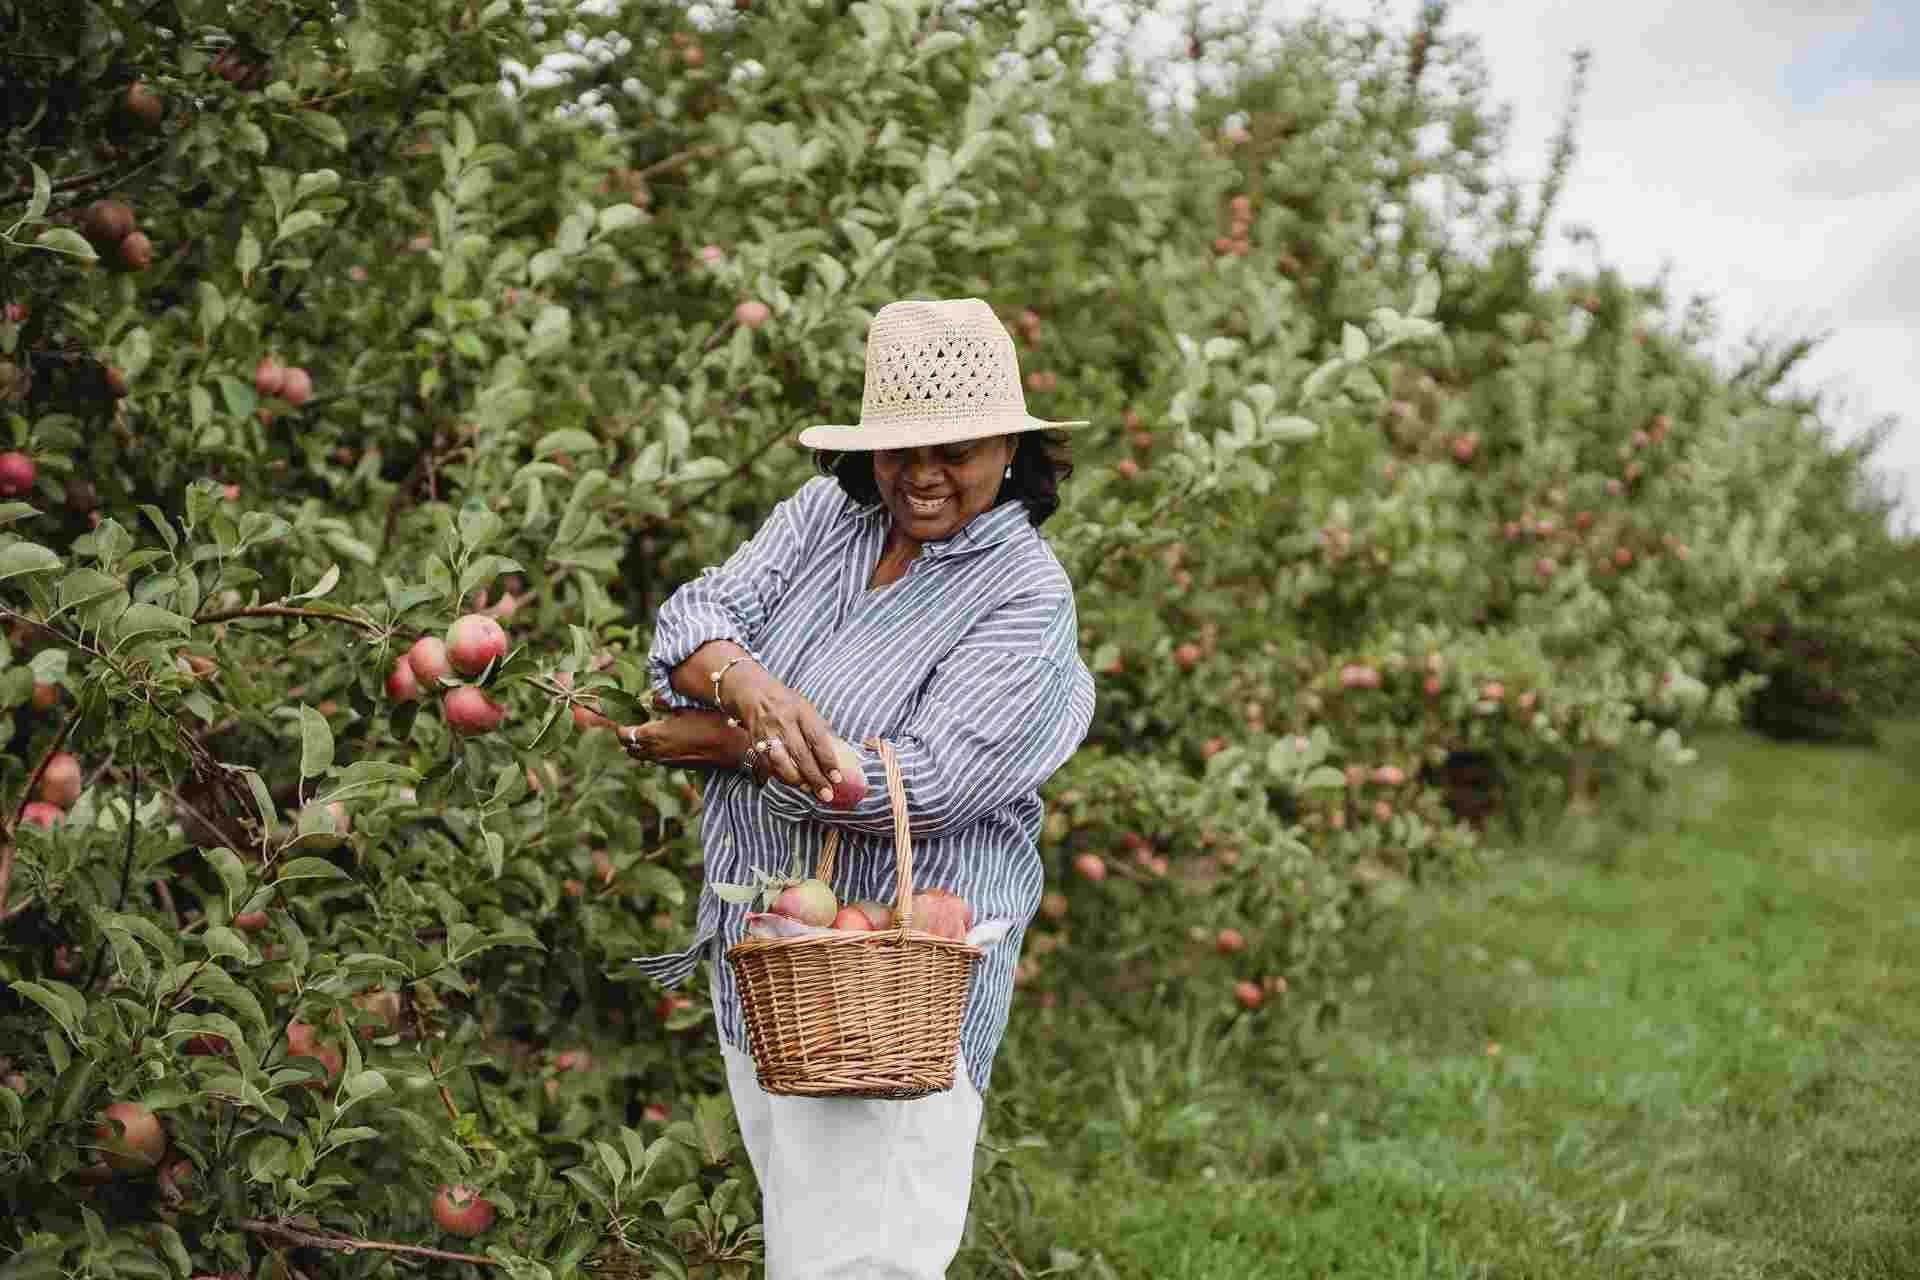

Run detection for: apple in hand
[[825, 737, 868, 809]]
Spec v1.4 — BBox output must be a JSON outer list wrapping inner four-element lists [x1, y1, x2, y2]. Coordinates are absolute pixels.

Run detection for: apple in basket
[[769, 878, 838, 927], [909, 888, 972, 941], [832, 906, 875, 931]]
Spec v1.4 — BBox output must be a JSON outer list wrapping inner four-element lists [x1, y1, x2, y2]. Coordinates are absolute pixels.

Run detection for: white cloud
[[1293, 0, 1919, 526]]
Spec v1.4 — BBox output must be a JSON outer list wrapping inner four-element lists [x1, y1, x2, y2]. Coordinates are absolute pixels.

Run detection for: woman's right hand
[[724, 667, 844, 804]]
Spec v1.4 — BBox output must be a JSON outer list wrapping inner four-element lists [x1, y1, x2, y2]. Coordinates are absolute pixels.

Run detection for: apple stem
[[237, 1219, 501, 1267]]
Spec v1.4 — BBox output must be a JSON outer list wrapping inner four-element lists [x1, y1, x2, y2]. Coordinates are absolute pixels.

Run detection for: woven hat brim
[[798, 413, 1091, 452]]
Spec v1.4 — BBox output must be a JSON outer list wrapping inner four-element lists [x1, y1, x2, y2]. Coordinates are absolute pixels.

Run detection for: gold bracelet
[[710, 654, 757, 712]]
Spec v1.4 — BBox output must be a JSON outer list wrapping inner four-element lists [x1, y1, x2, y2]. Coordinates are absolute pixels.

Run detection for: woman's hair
[[815, 430, 1076, 527]]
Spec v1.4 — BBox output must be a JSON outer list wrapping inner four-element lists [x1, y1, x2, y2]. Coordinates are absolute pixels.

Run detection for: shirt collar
[[855, 497, 1031, 560]]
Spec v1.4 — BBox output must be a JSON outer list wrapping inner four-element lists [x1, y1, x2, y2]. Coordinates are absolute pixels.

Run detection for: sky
[[1106, 0, 1919, 528]]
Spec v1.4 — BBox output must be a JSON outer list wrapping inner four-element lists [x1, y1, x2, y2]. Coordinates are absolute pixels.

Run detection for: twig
[[983, 1223, 1033, 1280], [634, 144, 723, 181], [237, 1219, 500, 1267], [82, 762, 140, 990], [429, 1053, 459, 1123], [192, 605, 378, 632], [152, 877, 180, 928], [1, 143, 169, 205]]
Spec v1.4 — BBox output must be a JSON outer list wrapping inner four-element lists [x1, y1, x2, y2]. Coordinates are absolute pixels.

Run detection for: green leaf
[[287, 563, 340, 602], [298, 704, 334, 777], [293, 109, 349, 151], [1342, 322, 1370, 361], [274, 209, 329, 244], [112, 603, 192, 646], [1300, 766, 1349, 791], [12, 980, 83, 1045], [534, 428, 600, 459], [0, 542, 60, 582], [275, 856, 352, 886], [33, 228, 97, 260], [23, 162, 51, 223], [1267, 416, 1320, 441], [236, 227, 261, 281], [0, 501, 39, 527], [219, 373, 258, 421], [201, 847, 251, 915], [58, 568, 123, 610], [201, 926, 251, 963]]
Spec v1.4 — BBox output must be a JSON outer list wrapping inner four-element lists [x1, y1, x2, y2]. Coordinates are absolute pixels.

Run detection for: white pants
[[720, 1038, 984, 1279]]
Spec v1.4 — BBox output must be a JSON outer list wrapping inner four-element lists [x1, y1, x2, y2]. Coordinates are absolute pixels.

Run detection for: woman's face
[[871, 435, 1017, 547]]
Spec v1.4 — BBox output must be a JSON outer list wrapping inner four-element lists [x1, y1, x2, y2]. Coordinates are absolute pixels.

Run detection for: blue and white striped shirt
[[633, 474, 1096, 1093]]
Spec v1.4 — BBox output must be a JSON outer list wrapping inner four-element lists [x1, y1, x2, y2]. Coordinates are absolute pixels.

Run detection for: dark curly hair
[[814, 430, 1076, 527]]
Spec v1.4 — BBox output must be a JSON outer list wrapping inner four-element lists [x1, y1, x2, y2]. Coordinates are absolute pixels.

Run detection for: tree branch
[[635, 144, 723, 181], [236, 1219, 501, 1267], [193, 605, 378, 632]]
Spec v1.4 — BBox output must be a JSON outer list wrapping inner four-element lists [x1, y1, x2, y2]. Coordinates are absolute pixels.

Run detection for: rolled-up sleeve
[[647, 479, 826, 709], [763, 590, 1096, 836]]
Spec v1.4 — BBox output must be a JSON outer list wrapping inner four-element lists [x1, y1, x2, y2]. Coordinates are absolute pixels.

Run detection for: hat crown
[[859, 298, 1027, 427]]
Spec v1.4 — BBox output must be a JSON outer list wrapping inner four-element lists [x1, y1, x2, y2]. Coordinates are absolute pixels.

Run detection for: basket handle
[[809, 738, 914, 931]]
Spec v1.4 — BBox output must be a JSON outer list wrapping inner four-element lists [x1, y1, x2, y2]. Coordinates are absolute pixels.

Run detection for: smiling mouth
[[905, 495, 950, 517]]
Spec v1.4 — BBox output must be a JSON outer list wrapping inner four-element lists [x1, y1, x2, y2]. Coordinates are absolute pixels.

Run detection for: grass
[[967, 723, 1920, 1279]]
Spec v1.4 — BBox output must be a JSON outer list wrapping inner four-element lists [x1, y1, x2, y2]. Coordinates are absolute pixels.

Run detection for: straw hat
[[798, 298, 1090, 452]]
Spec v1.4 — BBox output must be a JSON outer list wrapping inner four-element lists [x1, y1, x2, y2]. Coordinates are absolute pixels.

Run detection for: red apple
[[0, 451, 34, 497], [1371, 765, 1405, 786], [1173, 642, 1202, 670], [831, 905, 874, 931], [38, 752, 82, 808], [386, 658, 421, 702], [95, 1102, 166, 1172], [432, 1185, 496, 1237], [232, 911, 269, 932], [734, 300, 771, 330], [443, 685, 505, 735], [1216, 928, 1246, 955], [407, 635, 453, 685], [119, 231, 154, 271], [21, 801, 63, 828], [909, 888, 972, 941], [851, 899, 895, 929], [254, 359, 286, 398], [1233, 980, 1265, 1011], [1039, 892, 1069, 921], [825, 737, 867, 809], [30, 682, 59, 710], [1072, 853, 1107, 883], [445, 613, 508, 676], [550, 1048, 592, 1073], [279, 368, 312, 407], [642, 1102, 671, 1124], [1114, 458, 1140, 480], [285, 1022, 342, 1088]]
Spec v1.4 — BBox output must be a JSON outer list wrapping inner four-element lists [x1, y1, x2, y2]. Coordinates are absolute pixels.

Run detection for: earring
[[1004, 465, 1012, 479]]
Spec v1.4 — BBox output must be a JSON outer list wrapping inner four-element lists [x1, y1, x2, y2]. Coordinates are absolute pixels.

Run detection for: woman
[[626, 298, 1096, 1278]]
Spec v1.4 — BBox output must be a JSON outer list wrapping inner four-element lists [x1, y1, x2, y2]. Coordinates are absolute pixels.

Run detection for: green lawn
[[968, 724, 1920, 1279]]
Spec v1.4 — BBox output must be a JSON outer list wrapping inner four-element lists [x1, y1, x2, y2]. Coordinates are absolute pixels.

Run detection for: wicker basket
[[726, 739, 983, 1099]]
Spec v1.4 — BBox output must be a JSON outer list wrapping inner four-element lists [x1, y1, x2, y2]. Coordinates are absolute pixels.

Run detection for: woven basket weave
[[726, 739, 983, 1099]]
